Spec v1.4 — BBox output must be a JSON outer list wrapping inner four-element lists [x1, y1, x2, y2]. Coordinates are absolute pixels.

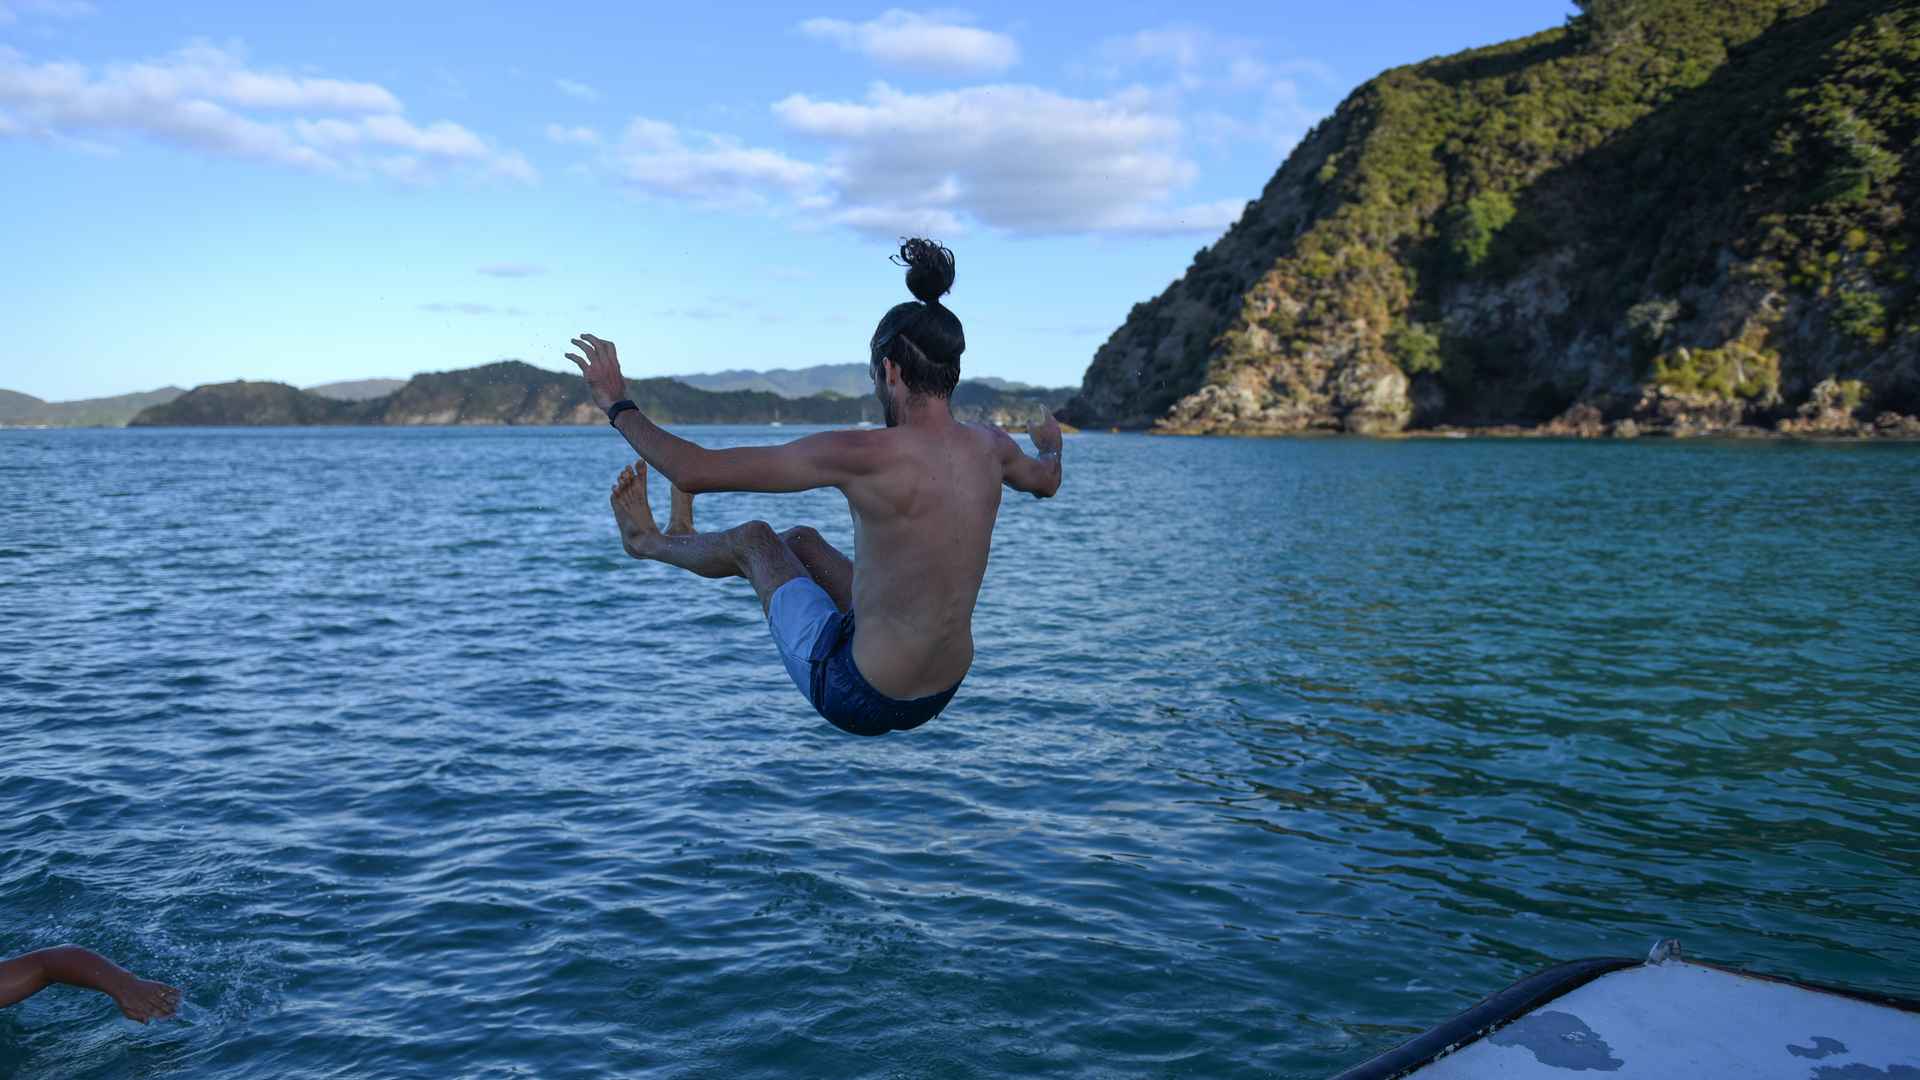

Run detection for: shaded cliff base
[[1146, 378, 1920, 439]]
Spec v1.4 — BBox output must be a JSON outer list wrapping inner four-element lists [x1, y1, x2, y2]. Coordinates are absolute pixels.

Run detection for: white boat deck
[[1409, 960, 1920, 1079]]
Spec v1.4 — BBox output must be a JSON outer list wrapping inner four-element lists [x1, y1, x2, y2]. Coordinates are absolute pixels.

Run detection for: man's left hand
[[567, 333, 627, 411], [1030, 411, 1062, 456]]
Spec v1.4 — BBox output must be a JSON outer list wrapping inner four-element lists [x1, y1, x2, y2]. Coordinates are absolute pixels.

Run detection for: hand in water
[[566, 333, 627, 411], [1030, 411, 1062, 455], [111, 975, 181, 1023]]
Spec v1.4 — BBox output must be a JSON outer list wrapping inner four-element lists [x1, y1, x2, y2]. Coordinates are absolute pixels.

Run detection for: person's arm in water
[[567, 333, 877, 494], [0, 946, 181, 1022], [994, 412, 1063, 498]]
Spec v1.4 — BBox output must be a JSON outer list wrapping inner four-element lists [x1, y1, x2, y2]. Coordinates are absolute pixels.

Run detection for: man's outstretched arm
[[567, 333, 876, 494], [0, 946, 181, 1022], [995, 412, 1063, 498]]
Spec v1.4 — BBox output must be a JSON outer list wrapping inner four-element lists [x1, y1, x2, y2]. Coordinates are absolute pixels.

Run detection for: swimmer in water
[[0, 945, 181, 1023], [568, 238, 1063, 736]]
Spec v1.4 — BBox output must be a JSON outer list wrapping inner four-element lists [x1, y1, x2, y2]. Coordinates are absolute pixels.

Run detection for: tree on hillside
[[1570, 0, 1649, 48]]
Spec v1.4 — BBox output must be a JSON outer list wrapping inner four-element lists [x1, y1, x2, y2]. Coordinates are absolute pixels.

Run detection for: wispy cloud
[[798, 10, 1018, 75], [420, 302, 528, 316], [476, 262, 545, 278], [544, 122, 599, 146], [1090, 26, 1271, 89], [608, 116, 823, 207], [661, 296, 787, 325], [555, 78, 599, 102], [0, 0, 95, 24], [1084, 28, 1333, 156], [0, 40, 535, 183]]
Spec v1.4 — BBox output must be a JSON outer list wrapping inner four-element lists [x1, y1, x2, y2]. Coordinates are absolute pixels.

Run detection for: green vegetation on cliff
[[1065, 0, 1918, 435]]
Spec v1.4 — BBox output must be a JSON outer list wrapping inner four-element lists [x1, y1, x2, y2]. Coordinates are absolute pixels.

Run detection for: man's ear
[[882, 358, 903, 388]]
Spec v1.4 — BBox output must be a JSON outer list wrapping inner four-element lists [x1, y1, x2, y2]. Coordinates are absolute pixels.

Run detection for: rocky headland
[[1061, 0, 1919, 439]]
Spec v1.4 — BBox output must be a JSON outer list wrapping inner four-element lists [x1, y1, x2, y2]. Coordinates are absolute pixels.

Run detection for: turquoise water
[[2, 426, 1917, 1078]]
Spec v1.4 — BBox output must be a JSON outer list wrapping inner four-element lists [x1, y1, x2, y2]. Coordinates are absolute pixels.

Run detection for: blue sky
[[0, 0, 1575, 401]]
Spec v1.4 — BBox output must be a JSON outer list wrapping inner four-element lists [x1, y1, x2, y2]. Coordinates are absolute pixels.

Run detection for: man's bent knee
[[735, 519, 780, 551], [780, 525, 820, 546], [734, 520, 800, 577]]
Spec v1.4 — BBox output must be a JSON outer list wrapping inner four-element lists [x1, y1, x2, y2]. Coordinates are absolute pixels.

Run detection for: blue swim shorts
[[766, 578, 960, 736]]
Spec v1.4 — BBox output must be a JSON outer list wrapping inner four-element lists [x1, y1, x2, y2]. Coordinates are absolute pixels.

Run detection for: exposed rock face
[[1772, 375, 1920, 435], [1062, 115, 1351, 431], [1063, 0, 1920, 438]]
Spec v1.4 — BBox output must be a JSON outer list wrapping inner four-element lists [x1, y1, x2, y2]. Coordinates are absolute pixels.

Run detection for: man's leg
[[610, 463, 806, 613], [779, 526, 852, 611], [667, 482, 695, 536]]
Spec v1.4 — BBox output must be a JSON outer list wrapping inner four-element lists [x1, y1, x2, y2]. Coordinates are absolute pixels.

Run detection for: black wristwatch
[[605, 399, 638, 426]]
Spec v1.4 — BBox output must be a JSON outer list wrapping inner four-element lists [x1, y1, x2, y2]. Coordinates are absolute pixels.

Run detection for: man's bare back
[[569, 238, 1062, 734], [839, 418, 1010, 697]]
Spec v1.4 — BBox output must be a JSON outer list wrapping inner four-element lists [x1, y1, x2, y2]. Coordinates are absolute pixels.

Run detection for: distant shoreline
[[0, 420, 1072, 434], [1138, 426, 1920, 442], [13, 421, 1916, 441]]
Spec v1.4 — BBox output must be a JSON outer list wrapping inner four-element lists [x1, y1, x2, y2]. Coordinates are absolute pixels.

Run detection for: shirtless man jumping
[[567, 239, 1062, 736]]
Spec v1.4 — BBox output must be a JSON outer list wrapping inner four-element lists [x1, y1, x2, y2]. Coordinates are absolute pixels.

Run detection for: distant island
[[3, 378, 416, 426], [0, 386, 186, 428], [306, 378, 408, 402], [122, 361, 1072, 429], [665, 362, 1047, 399], [1063, 0, 1920, 438]]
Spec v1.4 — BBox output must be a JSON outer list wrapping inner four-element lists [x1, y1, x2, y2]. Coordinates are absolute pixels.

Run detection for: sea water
[[2, 426, 1917, 1079]]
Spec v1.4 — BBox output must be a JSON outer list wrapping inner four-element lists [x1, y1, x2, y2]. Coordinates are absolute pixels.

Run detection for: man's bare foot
[[667, 485, 695, 536], [610, 462, 663, 558], [110, 975, 181, 1023]]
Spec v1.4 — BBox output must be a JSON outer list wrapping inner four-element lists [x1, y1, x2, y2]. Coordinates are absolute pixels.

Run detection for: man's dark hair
[[870, 238, 964, 399]]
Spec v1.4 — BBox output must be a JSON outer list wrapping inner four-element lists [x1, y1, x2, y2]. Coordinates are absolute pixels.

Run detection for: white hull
[[1335, 943, 1920, 1079]]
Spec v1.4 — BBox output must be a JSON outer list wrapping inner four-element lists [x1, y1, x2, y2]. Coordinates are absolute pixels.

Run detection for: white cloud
[[798, 10, 1018, 75], [296, 114, 489, 157], [116, 42, 402, 111], [0, 41, 532, 183], [772, 82, 1226, 235], [544, 122, 599, 145], [477, 262, 545, 277], [486, 151, 538, 184], [555, 78, 599, 102], [826, 202, 965, 238], [609, 116, 823, 206]]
